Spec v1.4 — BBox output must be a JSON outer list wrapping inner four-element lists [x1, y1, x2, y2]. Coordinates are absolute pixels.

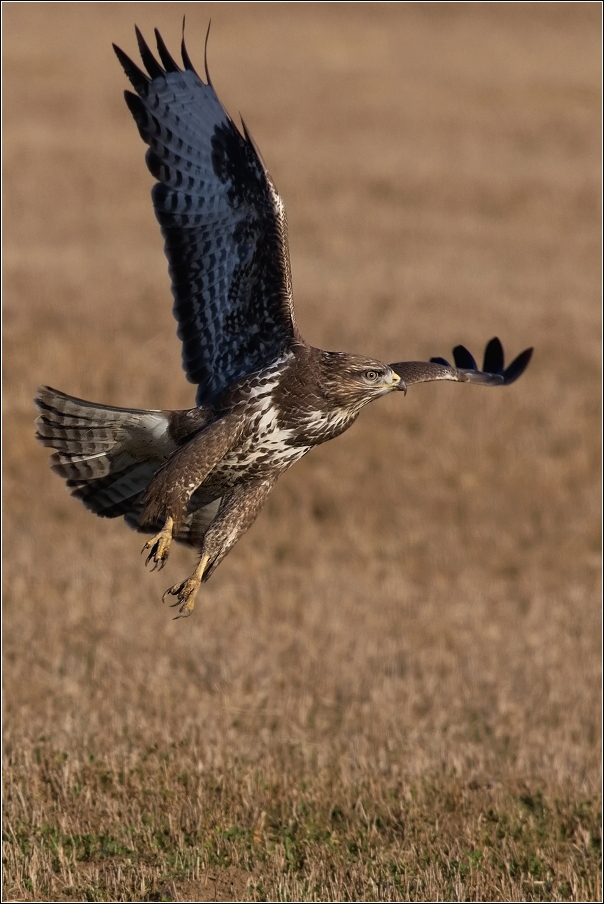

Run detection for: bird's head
[[318, 351, 406, 410]]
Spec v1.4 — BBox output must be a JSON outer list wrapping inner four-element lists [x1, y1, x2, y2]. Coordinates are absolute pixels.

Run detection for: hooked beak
[[390, 371, 407, 395]]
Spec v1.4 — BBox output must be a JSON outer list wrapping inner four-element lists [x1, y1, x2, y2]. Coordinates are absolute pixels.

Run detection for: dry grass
[[3, 3, 601, 901]]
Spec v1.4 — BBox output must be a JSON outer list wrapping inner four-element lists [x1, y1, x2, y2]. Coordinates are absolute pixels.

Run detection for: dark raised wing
[[391, 337, 533, 387], [114, 27, 302, 405]]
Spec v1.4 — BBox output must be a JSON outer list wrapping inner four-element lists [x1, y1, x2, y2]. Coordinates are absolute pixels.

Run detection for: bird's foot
[[142, 515, 174, 571], [163, 577, 201, 618], [162, 554, 209, 619]]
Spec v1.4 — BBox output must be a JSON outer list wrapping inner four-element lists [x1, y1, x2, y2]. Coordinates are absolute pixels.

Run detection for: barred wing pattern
[[34, 385, 222, 549], [114, 28, 301, 405], [34, 386, 175, 518]]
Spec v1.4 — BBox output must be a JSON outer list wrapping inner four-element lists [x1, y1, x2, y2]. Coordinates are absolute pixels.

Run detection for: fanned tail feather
[[34, 386, 174, 519]]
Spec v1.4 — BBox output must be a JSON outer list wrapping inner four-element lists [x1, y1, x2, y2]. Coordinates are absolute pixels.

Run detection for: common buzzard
[[35, 28, 533, 617]]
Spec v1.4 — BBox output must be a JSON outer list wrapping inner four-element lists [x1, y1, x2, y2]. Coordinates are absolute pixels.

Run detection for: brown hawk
[[35, 28, 533, 617]]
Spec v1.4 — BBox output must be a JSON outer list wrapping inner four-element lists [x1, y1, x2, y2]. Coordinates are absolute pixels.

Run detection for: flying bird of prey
[[35, 28, 533, 618]]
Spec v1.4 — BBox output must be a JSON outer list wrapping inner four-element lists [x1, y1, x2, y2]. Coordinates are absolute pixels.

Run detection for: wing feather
[[114, 28, 302, 405], [391, 339, 533, 387]]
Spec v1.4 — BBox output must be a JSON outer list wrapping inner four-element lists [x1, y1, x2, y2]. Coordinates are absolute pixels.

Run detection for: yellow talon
[[163, 554, 209, 618], [141, 515, 174, 571]]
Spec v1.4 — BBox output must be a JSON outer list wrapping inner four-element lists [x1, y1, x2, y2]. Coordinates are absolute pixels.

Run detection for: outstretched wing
[[391, 337, 533, 388], [114, 27, 302, 405]]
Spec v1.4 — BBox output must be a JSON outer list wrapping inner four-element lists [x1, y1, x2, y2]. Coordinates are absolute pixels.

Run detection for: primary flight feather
[[35, 27, 533, 617]]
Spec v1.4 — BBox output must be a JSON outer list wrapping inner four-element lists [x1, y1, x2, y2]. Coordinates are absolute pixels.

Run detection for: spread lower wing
[[114, 27, 302, 405], [391, 337, 533, 387]]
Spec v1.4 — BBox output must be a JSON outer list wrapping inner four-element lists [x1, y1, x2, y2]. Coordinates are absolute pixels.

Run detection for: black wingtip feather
[[203, 20, 212, 85], [123, 90, 147, 127], [502, 347, 533, 385], [482, 337, 504, 375], [181, 17, 199, 77], [113, 43, 150, 93], [429, 338, 532, 386], [135, 25, 165, 80], [154, 28, 181, 73], [452, 345, 478, 371]]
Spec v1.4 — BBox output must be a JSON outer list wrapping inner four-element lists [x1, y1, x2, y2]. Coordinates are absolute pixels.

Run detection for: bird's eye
[[364, 370, 380, 382]]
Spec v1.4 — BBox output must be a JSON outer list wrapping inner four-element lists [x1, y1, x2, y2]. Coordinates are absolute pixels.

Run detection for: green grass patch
[[3, 742, 601, 901]]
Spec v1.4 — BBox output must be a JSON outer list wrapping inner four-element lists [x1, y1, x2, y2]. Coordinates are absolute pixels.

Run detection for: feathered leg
[[163, 476, 277, 617], [140, 414, 244, 571]]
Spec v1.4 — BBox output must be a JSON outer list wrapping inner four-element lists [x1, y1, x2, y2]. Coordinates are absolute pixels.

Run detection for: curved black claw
[[162, 583, 180, 605], [162, 578, 199, 618], [141, 536, 170, 571]]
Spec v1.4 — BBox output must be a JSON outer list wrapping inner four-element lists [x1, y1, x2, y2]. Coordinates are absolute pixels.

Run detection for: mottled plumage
[[35, 28, 532, 617]]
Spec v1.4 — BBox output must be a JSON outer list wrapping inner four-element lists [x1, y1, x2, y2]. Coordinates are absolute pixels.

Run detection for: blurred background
[[3, 2, 600, 898]]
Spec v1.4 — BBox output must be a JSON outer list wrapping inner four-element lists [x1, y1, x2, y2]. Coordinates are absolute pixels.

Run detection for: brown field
[[3, 3, 601, 901]]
